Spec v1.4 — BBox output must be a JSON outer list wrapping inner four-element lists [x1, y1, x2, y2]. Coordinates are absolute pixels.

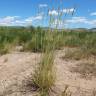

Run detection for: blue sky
[[0, 0, 96, 28]]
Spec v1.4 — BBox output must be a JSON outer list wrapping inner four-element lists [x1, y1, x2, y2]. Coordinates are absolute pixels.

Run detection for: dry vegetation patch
[[70, 62, 96, 79], [63, 47, 96, 61]]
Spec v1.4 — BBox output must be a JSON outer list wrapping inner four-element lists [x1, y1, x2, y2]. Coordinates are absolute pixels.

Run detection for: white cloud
[[62, 8, 75, 14], [34, 15, 43, 20], [25, 15, 43, 25], [39, 4, 48, 8], [0, 15, 96, 28], [48, 8, 75, 16], [0, 15, 43, 26], [66, 17, 87, 23], [65, 16, 96, 27], [0, 16, 20, 26], [48, 10, 58, 16], [90, 12, 96, 16], [89, 20, 96, 25]]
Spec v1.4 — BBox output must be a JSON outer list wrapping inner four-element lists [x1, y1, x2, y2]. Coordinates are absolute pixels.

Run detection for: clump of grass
[[64, 35, 82, 47], [0, 26, 96, 54], [32, 50, 55, 96], [54, 32, 65, 50], [63, 46, 96, 61], [23, 31, 54, 52], [0, 42, 11, 55], [63, 49, 87, 60], [23, 36, 40, 52]]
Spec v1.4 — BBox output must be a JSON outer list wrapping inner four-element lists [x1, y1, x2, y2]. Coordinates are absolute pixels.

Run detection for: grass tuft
[[32, 51, 55, 95]]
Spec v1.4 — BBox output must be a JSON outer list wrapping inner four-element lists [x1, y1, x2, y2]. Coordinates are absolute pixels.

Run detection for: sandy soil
[[54, 49, 96, 96], [0, 52, 41, 96], [0, 49, 96, 96]]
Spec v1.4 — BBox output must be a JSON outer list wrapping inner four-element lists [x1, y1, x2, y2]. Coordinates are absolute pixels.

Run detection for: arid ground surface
[[0, 48, 96, 96]]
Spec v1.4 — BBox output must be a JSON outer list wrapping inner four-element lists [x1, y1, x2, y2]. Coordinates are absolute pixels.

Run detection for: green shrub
[[0, 42, 10, 55]]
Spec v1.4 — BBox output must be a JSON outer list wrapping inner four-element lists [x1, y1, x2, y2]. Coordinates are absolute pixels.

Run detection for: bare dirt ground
[[54, 49, 96, 96], [0, 52, 41, 96], [0, 49, 96, 96]]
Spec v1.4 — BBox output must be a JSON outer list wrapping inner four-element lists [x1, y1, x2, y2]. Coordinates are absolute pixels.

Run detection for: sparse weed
[[61, 85, 71, 96]]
